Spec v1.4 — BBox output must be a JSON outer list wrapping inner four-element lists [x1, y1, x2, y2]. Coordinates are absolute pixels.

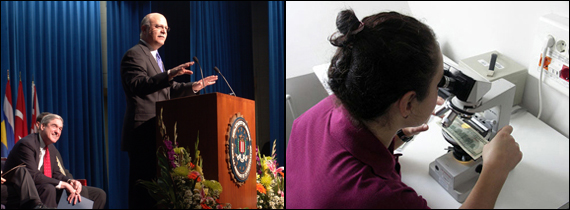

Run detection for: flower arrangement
[[256, 140, 284, 209], [138, 108, 231, 209]]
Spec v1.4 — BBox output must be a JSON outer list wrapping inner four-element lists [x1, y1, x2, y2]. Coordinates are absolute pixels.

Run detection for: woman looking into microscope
[[286, 9, 522, 209]]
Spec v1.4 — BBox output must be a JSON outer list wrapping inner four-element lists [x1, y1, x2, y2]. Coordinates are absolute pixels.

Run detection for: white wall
[[285, 1, 412, 79], [408, 1, 569, 137]]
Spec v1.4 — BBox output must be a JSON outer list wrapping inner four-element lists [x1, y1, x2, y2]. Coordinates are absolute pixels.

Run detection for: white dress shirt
[[140, 39, 198, 93]]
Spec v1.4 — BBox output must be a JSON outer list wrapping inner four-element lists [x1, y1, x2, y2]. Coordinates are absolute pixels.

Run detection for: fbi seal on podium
[[226, 113, 252, 186]]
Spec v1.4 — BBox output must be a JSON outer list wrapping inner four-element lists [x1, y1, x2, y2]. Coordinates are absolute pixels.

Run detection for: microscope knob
[[475, 164, 483, 174], [442, 111, 458, 128]]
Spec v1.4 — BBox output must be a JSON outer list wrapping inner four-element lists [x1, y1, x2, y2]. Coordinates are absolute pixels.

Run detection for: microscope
[[428, 62, 516, 203]]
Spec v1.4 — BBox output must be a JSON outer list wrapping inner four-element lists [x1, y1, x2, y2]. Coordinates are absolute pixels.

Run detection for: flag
[[239, 138, 245, 154], [15, 78, 28, 141], [30, 80, 40, 133], [1, 109, 13, 157], [1, 73, 15, 157]]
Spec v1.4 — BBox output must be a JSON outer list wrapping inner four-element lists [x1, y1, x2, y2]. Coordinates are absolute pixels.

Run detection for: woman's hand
[[482, 125, 522, 176], [400, 96, 445, 137], [395, 96, 445, 148], [400, 123, 429, 137]]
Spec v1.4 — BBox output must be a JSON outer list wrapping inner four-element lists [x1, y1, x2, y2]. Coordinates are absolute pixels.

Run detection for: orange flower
[[279, 171, 284, 177], [188, 171, 202, 182], [188, 162, 195, 169], [201, 203, 211, 209], [188, 172, 198, 180], [256, 183, 267, 194]]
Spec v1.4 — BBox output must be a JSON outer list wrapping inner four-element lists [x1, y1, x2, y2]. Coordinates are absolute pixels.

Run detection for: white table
[[399, 98, 569, 209]]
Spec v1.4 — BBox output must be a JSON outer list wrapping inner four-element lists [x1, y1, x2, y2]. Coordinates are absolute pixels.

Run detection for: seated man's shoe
[[33, 203, 55, 209]]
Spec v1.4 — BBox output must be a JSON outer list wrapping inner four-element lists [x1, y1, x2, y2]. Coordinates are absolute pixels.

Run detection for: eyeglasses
[[152, 24, 170, 33]]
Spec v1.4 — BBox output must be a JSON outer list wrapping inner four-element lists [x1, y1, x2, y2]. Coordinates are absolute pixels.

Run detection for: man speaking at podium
[[120, 13, 218, 209]]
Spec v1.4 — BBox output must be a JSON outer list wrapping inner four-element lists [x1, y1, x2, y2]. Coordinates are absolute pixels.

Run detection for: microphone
[[214, 66, 236, 96], [192, 56, 206, 92]]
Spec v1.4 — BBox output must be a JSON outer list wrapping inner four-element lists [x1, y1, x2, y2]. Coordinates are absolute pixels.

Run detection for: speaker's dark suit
[[120, 40, 197, 209], [4, 133, 106, 208]]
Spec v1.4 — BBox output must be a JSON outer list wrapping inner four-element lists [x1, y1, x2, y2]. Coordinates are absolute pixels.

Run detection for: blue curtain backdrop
[[0, 0, 108, 204], [106, 1, 151, 209], [0, 1, 13, 157], [268, 1, 285, 167], [189, 1, 254, 99]]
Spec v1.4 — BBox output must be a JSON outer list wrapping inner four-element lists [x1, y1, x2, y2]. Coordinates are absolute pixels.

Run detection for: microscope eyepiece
[[437, 67, 477, 102], [438, 75, 455, 89]]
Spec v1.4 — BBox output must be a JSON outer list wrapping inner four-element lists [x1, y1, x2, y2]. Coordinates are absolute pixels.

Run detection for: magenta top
[[286, 95, 429, 209]]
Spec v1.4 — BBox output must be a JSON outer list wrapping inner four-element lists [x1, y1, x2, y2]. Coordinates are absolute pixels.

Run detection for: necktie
[[44, 146, 52, 178], [156, 52, 164, 72]]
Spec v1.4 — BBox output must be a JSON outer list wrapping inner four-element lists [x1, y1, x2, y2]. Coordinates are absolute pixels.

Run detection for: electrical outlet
[[527, 14, 569, 96], [555, 40, 567, 53]]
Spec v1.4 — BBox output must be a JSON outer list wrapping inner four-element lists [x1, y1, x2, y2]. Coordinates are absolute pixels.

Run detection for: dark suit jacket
[[120, 40, 197, 152], [4, 133, 71, 186], [50, 146, 73, 179]]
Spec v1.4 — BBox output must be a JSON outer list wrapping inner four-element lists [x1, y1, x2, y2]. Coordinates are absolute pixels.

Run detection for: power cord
[[537, 35, 555, 119]]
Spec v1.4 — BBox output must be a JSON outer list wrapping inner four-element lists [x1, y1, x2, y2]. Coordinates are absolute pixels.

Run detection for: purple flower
[[256, 147, 261, 164], [256, 159, 262, 175], [164, 139, 173, 150], [168, 151, 177, 168], [164, 139, 177, 168]]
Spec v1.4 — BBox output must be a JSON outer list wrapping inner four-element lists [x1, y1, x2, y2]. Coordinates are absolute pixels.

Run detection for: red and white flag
[[239, 138, 245, 154], [30, 81, 40, 133], [15, 78, 28, 141]]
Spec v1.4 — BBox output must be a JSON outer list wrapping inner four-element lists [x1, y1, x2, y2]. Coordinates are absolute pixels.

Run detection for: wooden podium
[[156, 92, 257, 209]]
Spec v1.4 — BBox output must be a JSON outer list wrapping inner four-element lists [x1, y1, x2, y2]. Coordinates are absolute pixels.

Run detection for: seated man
[[34, 112, 72, 178], [2, 166, 51, 209], [4, 113, 106, 208]]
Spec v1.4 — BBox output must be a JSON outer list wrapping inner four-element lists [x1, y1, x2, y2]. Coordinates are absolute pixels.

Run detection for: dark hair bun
[[336, 9, 361, 35], [327, 10, 439, 124]]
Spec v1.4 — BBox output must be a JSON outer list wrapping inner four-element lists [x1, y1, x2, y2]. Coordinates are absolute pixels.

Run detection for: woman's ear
[[398, 91, 417, 119]]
